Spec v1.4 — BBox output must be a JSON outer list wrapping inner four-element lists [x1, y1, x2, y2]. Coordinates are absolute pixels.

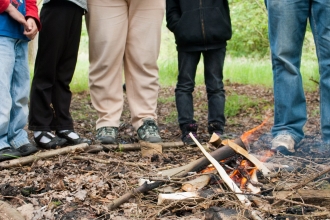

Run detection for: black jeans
[[175, 48, 226, 132], [28, 1, 83, 131]]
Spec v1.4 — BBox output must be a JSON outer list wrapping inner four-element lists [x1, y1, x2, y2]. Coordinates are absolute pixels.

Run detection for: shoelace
[[144, 121, 158, 136], [100, 127, 116, 136]]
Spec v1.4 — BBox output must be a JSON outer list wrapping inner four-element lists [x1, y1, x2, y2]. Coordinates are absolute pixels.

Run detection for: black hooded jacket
[[166, 0, 232, 52]]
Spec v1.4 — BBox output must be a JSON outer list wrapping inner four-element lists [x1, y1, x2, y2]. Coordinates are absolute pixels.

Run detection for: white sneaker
[[271, 134, 295, 155]]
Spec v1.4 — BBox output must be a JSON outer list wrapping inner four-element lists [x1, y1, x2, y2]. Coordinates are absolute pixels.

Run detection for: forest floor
[[0, 83, 329, 220]]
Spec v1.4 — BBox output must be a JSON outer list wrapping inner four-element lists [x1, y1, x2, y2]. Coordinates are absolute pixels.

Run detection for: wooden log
[[158, 137, 246, 178], [0, 143, 89, 169], [101, 141, 211, 152], [273, 189, 330, 207]]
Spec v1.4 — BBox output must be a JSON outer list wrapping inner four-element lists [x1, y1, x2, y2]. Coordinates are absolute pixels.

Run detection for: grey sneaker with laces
[[271, 134, 295, 155], [137, 118, 162, 143], [96, 127, 118, 144]]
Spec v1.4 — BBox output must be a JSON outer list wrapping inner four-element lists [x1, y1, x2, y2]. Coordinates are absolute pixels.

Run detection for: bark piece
[[0, 201, 25, 220], [181, 174, 211, 192], [140, 141, 162, 157]]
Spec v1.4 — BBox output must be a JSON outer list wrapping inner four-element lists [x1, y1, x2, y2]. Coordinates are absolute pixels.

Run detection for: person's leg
[[124, 0, 165, 130], [29, 3, 66, 131], [86, 0, 127, 129], [0, 37, 18, 150], [203, 48, 226, 135], [310, 0, 330, 144], [50, 2, 84, 131], [29, 3, 76, 149], [176, 51, 200, 126], [266, 0, 309, 145], [176, 51, 201, 145]]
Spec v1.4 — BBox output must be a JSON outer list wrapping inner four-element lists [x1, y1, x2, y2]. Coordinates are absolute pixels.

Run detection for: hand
[[5, 4, 29, 29], [24, 17, 38, 40]]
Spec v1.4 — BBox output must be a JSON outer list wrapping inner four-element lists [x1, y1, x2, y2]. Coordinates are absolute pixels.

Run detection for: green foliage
[[225, 93, 261, 117], [227, 0, 269, 58], [165, 111, 178, 123], [158, 96, 175, 104]]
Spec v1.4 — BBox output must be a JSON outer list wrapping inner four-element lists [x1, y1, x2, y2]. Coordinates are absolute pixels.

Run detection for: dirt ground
[[0, 83, 329, 220]]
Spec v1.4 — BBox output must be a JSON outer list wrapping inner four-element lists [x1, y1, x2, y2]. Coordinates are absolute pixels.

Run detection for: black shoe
[[34, 131, 67, 149], [208, 122, 224, 135], [181, 123, 198, 146], [17, 143, 38, 156], [56, 130, 92, 145], [0, 147, 21, 162]]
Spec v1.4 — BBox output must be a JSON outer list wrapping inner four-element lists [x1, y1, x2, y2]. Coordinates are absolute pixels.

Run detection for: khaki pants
[[86, 0, 165, 130]]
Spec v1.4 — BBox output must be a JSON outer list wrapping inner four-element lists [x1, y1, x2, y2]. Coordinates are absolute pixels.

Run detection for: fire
[[240, 116, 270, 147], [201, 159, 257, 191], [259, 150, 275, 162]]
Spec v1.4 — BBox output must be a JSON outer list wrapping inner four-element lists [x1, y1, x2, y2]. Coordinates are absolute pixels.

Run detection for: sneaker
[[208, 122, 224, 135], [17, 143, 38, 156], [271, 134, 295, 155], [34, 131, 67, 149], [181, 123, 198, 146], [0, 147, 21, 162], [137, 118, 162, 143], [96, 127, 118, 144], [56, 130, 92, 145]]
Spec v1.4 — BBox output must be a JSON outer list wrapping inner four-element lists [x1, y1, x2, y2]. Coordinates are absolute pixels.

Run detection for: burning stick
[[189, 133, 251, 206], [224, 139, 271, 176], [189, 133, 264, 220]]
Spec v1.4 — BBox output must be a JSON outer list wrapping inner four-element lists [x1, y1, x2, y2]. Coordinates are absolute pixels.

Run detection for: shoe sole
[[272, 146, 294, 156]]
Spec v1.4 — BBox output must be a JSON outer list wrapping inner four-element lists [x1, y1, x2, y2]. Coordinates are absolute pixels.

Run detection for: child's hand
[[24, 17, 38, 40], [5, 4, 29, 29]]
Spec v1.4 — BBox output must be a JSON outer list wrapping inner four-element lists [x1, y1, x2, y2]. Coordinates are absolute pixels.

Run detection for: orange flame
[[259, 150, 275, 162], [240, 116, 270, 146]]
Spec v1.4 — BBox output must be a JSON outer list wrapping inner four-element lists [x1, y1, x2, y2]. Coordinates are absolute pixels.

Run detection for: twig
[[72, 155, 149, 170], [0, 143, 89, 169]]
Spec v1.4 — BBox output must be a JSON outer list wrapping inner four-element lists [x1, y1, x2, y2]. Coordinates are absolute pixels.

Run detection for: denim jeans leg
[[0, 37, 30, 149], [176, 51, 201, 126], [310, 0, 330, 142], [266, 0, 309, 143], [0, 37, 15, 149], [203, 48, 226, 132]]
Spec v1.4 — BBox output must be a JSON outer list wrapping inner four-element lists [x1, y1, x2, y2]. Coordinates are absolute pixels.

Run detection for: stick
[[72, 155, 148, 170], [102, 141, 186, 151], [0, 143, 89, 169], [224, 140, 271, 175], [108, 181, 163, 210], [108, 138, 246, 210], [189, 133, 251, 206], [190, 133, 263, 220]]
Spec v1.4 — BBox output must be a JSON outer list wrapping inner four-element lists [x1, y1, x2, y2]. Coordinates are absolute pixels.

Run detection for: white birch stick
[[189, 133, 251, 207]]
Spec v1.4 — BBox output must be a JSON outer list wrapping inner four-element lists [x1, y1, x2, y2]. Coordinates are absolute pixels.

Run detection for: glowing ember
[[259, 150, 275, 162]]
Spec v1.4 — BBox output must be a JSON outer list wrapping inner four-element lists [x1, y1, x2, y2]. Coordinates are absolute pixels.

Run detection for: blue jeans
[[175, 48, 226, 131], [0, 36, 30, 150], [265, 0, 330, 143]]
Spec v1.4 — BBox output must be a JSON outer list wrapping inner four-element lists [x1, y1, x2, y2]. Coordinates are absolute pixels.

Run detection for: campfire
[[106, 118, 330, 219]]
